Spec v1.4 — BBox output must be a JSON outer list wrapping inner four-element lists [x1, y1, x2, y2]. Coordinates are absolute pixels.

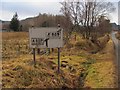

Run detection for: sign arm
[[44, 38, 49, 47]]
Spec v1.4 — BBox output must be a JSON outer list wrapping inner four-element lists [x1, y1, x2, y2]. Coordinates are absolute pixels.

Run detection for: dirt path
[[111, 31, 120, 89]]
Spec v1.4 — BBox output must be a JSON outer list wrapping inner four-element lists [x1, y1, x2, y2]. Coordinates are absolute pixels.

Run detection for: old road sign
[[29, 27, 63, 48], [29, 27, 63, 73]]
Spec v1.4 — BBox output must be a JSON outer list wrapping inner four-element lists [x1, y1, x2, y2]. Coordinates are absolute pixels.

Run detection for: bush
[[65, 42, 74, 49], [75, 41, 86, 49], [115, 32, 120, 40]]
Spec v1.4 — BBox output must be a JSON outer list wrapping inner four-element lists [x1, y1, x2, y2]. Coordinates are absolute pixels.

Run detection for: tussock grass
[[84, 39, 117, 88], [2, 32, 117, 88]]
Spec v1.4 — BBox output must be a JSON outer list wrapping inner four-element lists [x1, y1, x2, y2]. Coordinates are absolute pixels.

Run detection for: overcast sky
[[0, 0, 119, 24]]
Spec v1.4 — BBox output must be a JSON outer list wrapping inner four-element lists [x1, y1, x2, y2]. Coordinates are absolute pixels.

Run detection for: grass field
[[2, 32, 118, 88]]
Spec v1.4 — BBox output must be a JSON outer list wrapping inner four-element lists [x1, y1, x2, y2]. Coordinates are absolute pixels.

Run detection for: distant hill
[[1, 14, 119, 32], [118, 25, 120, 30], [0, 20, 2, 29], [0, 19, 10, 30], [111, 23, 120, 30], [0, 19, 10, 24], [1, 14, 65, 31], [2, 20, 10, 31], [20, 14, 65, 31], [0, 20, 2, 22]]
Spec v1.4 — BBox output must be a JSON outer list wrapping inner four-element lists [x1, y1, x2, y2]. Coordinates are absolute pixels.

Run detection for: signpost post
[[29, 27, 63, 73], [33, 48, 36, 67], [58, 48, 60, 73]]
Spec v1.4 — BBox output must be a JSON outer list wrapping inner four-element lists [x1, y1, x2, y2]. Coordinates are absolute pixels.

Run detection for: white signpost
[[29, 27, 63, 73], [29, 27, 63, 48]]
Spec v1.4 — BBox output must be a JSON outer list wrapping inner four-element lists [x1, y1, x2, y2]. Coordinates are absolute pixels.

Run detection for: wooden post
[[58, 48, 60, 73], [33, 48, 36, 67], [51, 48, 54, 52], [37, 48, 40, 54]]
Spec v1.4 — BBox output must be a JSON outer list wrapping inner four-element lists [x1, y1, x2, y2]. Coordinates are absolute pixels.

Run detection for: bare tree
[[60, 0, 115, 39]]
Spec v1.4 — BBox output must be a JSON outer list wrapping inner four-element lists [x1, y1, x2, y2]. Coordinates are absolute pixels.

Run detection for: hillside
[[1, 14, 119, 32], [1, 14, 65, 31], [2, 32, 117, 88], [111, 23, 120, 31]]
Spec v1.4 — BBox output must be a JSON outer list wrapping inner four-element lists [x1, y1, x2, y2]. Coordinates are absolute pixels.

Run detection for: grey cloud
[[1, 2, 61, 17]]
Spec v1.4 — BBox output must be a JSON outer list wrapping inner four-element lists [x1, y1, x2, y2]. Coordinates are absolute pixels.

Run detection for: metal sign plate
[[29, 27, 63, 48]]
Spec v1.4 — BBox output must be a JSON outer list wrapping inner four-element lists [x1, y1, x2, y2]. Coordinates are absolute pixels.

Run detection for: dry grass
[[115, 32, 120, 40], [2, 32, 117, 88], [84, 39, 117, 88]]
